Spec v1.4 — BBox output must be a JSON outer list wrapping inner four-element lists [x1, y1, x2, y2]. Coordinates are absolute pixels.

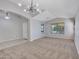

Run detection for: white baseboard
[[30, 36, 45, 42]]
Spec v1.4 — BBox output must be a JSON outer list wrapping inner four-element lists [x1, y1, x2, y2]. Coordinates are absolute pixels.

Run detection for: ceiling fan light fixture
[[18, 0, 44, 17], [5, 12, 10, 20], [37, 9, 40, 11], [5, 16, 10, 19], [26, 0, 43, 16], [18, 3, 22, 7], [24, 9, 27, 12]]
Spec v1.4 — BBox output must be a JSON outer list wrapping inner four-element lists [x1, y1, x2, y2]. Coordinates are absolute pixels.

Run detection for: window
[[51, 22, 64, 34], [41, 24, 44, 32]]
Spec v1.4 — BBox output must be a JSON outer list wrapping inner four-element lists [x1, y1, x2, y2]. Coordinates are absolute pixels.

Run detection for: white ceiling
[[0, 0, 79, 21], [32, 11, 55, 22], [8, 0, 79, 18]]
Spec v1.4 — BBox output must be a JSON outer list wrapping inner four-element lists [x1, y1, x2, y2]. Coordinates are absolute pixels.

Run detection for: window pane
[[41, 24, 44, 32], [51, 22, 64, 34]]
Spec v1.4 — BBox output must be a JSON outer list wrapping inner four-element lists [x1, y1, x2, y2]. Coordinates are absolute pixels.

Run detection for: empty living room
[[0, 0, 79, 59]]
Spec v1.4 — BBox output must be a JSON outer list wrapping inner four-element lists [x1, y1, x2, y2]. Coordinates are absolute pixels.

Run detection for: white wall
[[23, 22, 28, 39], [75, 11, 79, 54], [0, 12, 28, 43], [29, 19, 44, 41], [44, 18, 74, 39], [0, 18, 22, 42], [64, 18, 74, 39]]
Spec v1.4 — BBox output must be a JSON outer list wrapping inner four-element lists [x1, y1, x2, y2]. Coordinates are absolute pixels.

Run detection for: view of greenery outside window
[[41, 24, 44, 32], [51, 22, 64, 34]]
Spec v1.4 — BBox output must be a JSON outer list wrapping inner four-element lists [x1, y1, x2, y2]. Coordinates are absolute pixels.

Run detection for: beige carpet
[[0, 37, 78, 59]]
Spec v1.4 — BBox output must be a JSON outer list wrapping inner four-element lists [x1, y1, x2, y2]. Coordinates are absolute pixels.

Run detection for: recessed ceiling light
[[18, 3, 22, 7]]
